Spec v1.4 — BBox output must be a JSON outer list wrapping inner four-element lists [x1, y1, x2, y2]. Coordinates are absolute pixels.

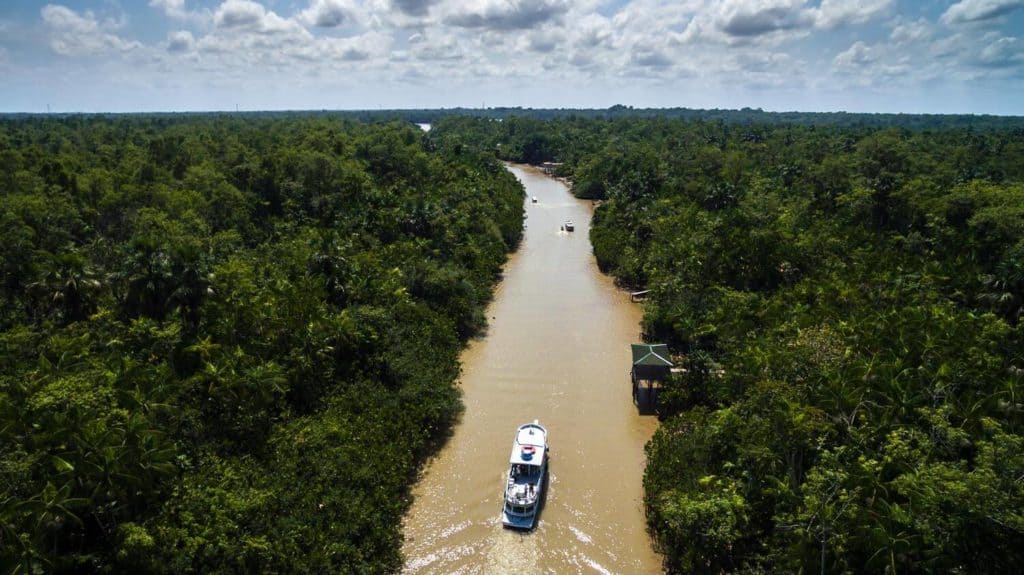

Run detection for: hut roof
[[631, 343, 673, 367]]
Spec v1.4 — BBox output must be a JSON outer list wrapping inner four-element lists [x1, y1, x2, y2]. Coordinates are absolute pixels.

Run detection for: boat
[[501, 421, 548, 529], [531, 196, 538, 203], [564, 220, 574, 232]]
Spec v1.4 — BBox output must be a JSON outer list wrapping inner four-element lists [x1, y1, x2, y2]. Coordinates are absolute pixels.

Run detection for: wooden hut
[[631, 343, 672, 407]]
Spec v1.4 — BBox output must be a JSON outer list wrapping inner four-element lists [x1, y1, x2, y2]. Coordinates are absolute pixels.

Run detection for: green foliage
[[651, 475, 750, 573], [0, 116, 522, 572], [453, 114, 1024, 572]]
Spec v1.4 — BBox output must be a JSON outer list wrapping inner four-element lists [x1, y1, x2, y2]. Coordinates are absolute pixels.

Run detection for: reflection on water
[[401, 165, 661, 574]]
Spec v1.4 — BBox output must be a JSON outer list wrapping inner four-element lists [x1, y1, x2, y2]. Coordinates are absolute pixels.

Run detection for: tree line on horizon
[[7, 105, 1024, 132], [430, 114, 1024, 572], [0, 115, 523, 573]]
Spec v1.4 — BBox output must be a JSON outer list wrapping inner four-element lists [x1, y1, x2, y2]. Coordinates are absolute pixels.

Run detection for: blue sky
[[0, 0, 1022, 114]]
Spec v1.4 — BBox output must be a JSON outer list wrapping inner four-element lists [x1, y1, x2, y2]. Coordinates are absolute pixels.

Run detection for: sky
[[0, 0, 1022, 114]]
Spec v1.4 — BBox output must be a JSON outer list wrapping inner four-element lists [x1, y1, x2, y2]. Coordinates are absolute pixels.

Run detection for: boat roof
[[509, 422, 547, 465]]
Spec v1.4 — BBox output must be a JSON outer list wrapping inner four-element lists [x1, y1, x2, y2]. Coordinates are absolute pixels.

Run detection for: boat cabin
[[502, 422, 548, 528], [510, 425, 546, 467]]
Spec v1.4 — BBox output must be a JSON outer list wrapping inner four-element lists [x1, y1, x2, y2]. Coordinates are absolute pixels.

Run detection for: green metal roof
[[631, 343, 673, 367]]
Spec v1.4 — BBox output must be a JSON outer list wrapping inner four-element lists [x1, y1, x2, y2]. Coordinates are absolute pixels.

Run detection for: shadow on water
[[402, 405, 464, 511], [634, 387, 659, 416]]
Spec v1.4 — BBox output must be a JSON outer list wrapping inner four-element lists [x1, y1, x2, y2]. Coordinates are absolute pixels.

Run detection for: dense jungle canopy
[[0, 115, 523, 573], [430, 113, 1024, 573], [4, 108, 1024, 573]]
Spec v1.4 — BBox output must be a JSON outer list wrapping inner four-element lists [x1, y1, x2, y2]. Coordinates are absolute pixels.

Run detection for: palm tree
[[118, 241, 174, 320], [309, 235, 351, 307], [28, 250, 103, 323], [979, 246, 1024, 323], [6, 482, 88, 572], [167, 243, 213, 331]]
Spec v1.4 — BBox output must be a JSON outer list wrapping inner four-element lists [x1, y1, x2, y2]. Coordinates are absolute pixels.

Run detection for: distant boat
[[501, 421, 548, 529], [564, 220, 574, 232], [532, 196, 538, 203]]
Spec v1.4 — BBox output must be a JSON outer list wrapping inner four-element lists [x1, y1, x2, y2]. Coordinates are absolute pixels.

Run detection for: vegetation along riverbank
[[0, 115, 523, 573], [431, 113, 1024, 573]]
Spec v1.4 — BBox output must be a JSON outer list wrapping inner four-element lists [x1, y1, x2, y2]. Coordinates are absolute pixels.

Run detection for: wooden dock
[[630, 290, 650, 302]]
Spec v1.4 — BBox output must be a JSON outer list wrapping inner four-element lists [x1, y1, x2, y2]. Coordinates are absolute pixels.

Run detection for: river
[[401, 164, 662, 574]]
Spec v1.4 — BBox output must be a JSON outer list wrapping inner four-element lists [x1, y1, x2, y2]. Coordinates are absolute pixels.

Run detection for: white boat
[[531, 196, 538, 203], [564, 220, 574, 232], [501, 421, 548, 529]]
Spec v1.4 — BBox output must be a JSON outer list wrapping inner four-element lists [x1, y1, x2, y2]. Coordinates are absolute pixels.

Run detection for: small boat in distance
[[501, 421, 548, 529], [564, 220, 575, 232], [531, 196, 538, 203]]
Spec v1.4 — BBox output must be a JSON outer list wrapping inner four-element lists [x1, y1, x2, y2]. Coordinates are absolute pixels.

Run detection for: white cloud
[[921, 21, 1024, 78], [942, 0, 1024, 25], [568, 51, 595, 68], [715, 0, 814, 37], [183, 1, 321, 69], [574, 14, 614, 49], [311, 31, 390, 61], [631, 48, 673, 68], [407, 31, 464, 60], [167, 30, 195, 52], [41, 4, 141, 56], [514, 28, 562, 53], [149, 0, 211, 24], [734, 50, 793, 72], [391, 0, 438, 17], [834, 40, 875, 67], [890, 18, 931, 45], [297, 0, 356, 28], [150, 0, 186, 18], [812, 0, 892, 29], [977, 36, 1024, 67], [441, 0, 571, 31], [711, 0, 892, 37], [8, 0, 1023, 114], [214, 0, 265, 28], [661, 0, 810, 46], [213, 0, 309, 35]]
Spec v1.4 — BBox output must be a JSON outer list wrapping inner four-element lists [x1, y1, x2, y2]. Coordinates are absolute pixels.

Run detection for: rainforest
[[430, 114, 1024, 573], [0, 115, 523, 573], [3, 110, 1024, 573]]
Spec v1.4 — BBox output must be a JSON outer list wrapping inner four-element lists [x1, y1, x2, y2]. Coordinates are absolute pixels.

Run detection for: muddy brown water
[[401, 164, 662, 574]]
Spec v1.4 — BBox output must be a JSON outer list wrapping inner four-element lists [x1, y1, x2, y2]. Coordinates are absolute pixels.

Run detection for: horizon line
[[2, 106, 1023, 119]]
